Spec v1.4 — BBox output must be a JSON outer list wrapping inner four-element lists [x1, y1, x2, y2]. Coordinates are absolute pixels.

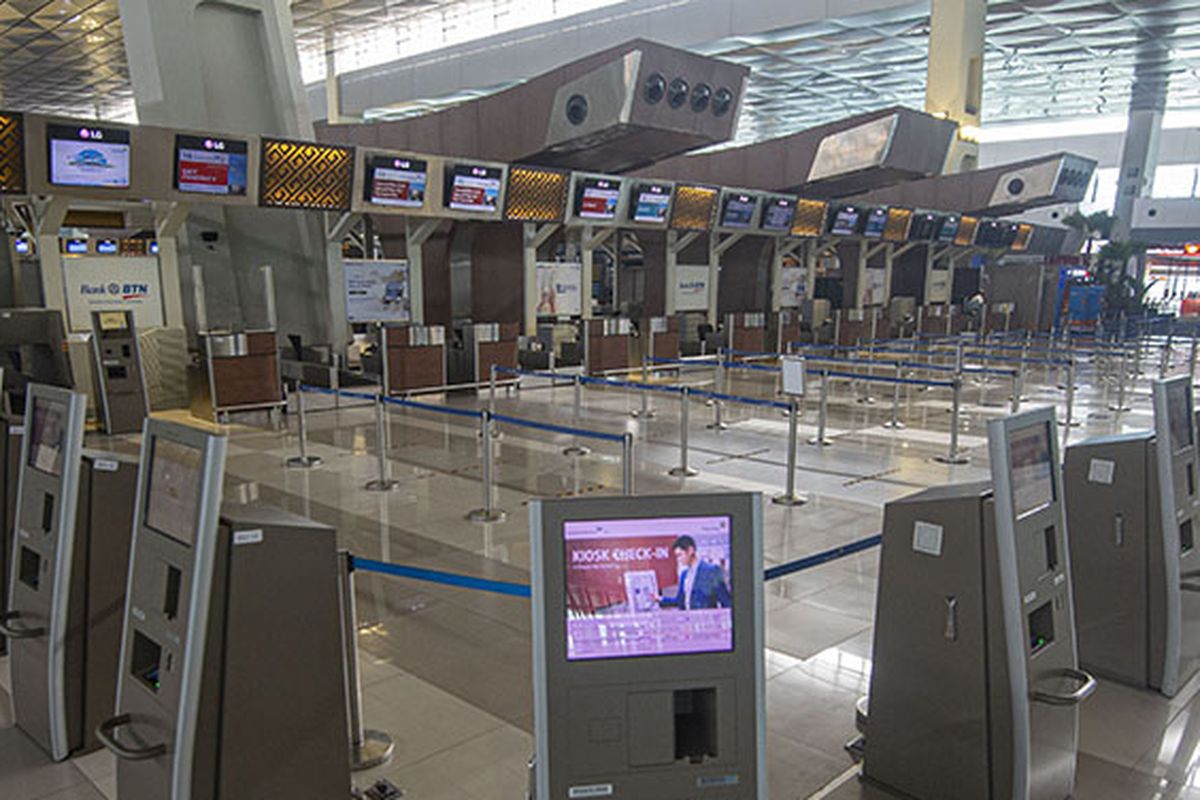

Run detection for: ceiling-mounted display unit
[[791, 200, 829, 238], [862, 207, 889, 239], [975, 219, 1022, 248], [364, 154, 428, 209], [628, 181, 673, 226], [47, 122, 131, 189], [906, 211, 942, 241], [669, 184, 718, 231], [936, 214, 961, 243], [828, 204, 864, 237], [443, 161, 505, 216], [174, 134, 249, 197], [1012, 223, 1035, 252], [259, 137, 354, 211], [717, 190, 759, 230], [504, 164, 570, 223], [570, 174, 623, 223], [0, 111, 26, 194], [883, 207, 913, 243], [954, 215, 981, 246], [760, 196, 797, 233]]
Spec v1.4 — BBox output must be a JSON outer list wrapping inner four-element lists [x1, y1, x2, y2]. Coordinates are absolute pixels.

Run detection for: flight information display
[[630, 182, 672, 224], [936, 214, 961, 243], [145, 437, 204, 548], [862, 207, 888, 239], [574, 176, 621, 221], [907, 212, 941, 241], [27, 396, 67, 477], [47, 124, 131, 188], [564, 515, 733, 661], [443, 163, 502, 213], [720, 192, 758, 228], [829, 205, 862, 236], [1009, 422, 1055, 518], [365, 155, 427, 208], [760, 197, 796, 232], [174, 134, 248, 196]]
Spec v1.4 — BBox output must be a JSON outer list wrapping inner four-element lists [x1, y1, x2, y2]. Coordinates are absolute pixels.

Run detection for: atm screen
[[829, 205, 862, 236], [563, 515, 733, 661], [720, 193, 757, 228], [97, 311, 129, 331], [1009, 422, 1055, 518], [630, 183, 671, 224], [1167, 380, 1194, 452], [936, 215, 961, 243], [174, 134, 248, 196], [760, 197, 796, 232], [443, 164, 502, 213], [47, 123, 131, 188], [27, 396, 67, 477], [145, 437, 204, 548], [862, 207, 888, 239], [365, 156, 427, 208], [574, 177, 621, 221]]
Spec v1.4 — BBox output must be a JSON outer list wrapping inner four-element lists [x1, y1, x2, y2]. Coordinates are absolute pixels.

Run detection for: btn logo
[[80, 282, 150, 300]]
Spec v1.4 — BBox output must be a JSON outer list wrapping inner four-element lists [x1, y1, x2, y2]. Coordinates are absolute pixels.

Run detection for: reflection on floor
[[1, 353, 1198, 798]]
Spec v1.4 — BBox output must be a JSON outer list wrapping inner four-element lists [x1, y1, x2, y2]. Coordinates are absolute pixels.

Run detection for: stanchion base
[[856, 397, 877, 405], [881, 421, 906, 430], [934, 455, 970, 465], [705, 422, 730, 431], [1108, 405, 1132, 412], [467, 508, 508, 523], [668, 466, 699, 477], [772, 493, 808, 507], [351, 729, 395, 772], [286, 455, 323, 468], [630, 409, 656, 419], [364, 479, 400, 492], [563, 445, 591, 457], [807, 438, 833, 447]]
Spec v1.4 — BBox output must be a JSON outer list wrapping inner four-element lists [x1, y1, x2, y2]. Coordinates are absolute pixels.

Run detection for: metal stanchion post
[[468, 411, 507, 522], [935, 378, 969, 464], [286, 384, 323, 468], [858, 339, 876, 404], [808, 370, 832, 447], [631, 358, 655, 419], [364, 395, 398, 491], [1062, 358, 1079, 447], [668, 388, 699, 477], [622, 432, 635, 495], [882, 363, 905, 430], [488, 364, 497, 416], [1159, 343, 1170, 378], [338, 551, 395, 771], [707, 352, 728, 430], [773, 397, 806, 506], [1010, 369, 1021, 414], [1110, 350, 1130, 412], [563, 375, 591, 456], [1190, 332, 1199, 381]]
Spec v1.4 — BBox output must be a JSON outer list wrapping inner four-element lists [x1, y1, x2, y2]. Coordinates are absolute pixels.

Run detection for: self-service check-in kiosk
[[0, 387, 21, 657], [862, 406, 1094, 799], [98, 419, 350, 800], [2, 383, 140, 760], [90, 310, 150, 435], [530, 493, 766, 800], [1064, 375, 1200, 696]]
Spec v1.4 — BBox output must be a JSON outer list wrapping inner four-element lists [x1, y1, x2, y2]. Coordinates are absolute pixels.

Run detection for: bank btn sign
[[63, 257, 164, 331]]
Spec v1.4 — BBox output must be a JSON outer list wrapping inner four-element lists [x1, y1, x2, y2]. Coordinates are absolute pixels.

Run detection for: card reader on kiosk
[[862, 407, 1095, 799], [89, 310, 149, 435], [1, 383, 140, 760], [97, 419, 351, 800], [1064, 375, 1200, 696], [530, 492, 766, 800]]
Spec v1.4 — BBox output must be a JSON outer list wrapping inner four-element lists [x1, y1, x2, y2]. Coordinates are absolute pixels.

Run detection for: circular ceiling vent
[[690, 83, 712, 112], [643, 73, 666, 105], [668, 78, 689, 109], [565, 94, 589, 126], [712, 87, 734, 117], [1007, 177, 1026, 195]]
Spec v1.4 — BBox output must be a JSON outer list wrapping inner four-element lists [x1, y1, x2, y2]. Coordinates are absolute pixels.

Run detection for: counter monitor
[[907, 212, 941, 241], [937, 214, 961, 243], [630, 182, 672, 224], [862, 207, 889, 239], [760, 196, 796, 232], [144, 437, 204, 548], [574, 177, 621, 221], [174, 134, 249, 196], [27, 396, 67, 477], [365, 155, 427, 208], [444, 163, 502, 214], [829, 205, 863, 236], [720, 192, 758, 229], [1009, 421, 1055, 518], [48, 124, 131, 189]]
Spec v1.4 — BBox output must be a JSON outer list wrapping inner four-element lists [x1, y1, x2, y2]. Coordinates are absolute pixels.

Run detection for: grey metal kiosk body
[[0, 403, 23, 657], [98, 419, 350, 800], [89, 310, 150, 435], [1064, 375, 1200, 696], [863, 406, 1094, 800], [531, 492, 766, 800]]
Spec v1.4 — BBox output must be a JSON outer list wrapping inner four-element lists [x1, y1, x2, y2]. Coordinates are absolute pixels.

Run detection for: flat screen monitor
[[862, 207, 888, 239], [936, 214, 961, 243], [1009, 421, 1055, 518], [63, 238, 87, 255], [908, 212, 941, 241], [96, 239, 118, 254], [443, 163, 502, 214], [563, 514, 733, 661], [365, 155, 427, 208], [829, 205, 862, 236], [720, 193, 757, 228], [630, 182, 671, 224], [174, 134, 248, 196], [145, 437, 204, 548], [760, 197, 796, 232], [97, 311, 129, 331], [27, 396, 67, 477], [47, 123, 131, 189], [1167, 380, 1194, 453], [975, 219, 1002, 246], [574, 176, 621, 221]]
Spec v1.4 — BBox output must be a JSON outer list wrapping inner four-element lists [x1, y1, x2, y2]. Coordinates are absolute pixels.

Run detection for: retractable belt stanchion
[[622, 432, 635, 495], [1160, 342, 1171, 379], [808, 370, 832, 447], [1062, 357, 1078, 447], [286, 384, 322, 468], [1111, 350, 1131, 412], [365, 393, 399, 491], [631, 357, 654, 419], [1011, 365, 1023, 414], [1189, 332, 1198, 381], [668, 387, 699, 477], [339, 551, 395, 771], [883, 362, 905, 430], [468, 411, 507, 523], [773, 397, 806, 506], [563, 375, 591, 456], [487, 364, 502, 440], [708, 350, 728, 430], [935, 377, 969, 464]]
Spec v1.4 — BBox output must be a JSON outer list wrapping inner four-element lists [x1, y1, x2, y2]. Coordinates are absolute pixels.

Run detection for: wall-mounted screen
[[364, 155, 427, 208], [574, 176, 621, 221], [47, 123, 131, 189], [630, 182, 672, 224], [862, 207, 888, 239], [908, 212, 942, 241], [1167, 380, 1194, 453], [564, 515, 733, 661], [145, 437, 204, 548], [829, 205, 863, 236], [444, 163, 502, 214], [174, 134, 248, 196], [1009, 421, 1055, 518], [760, 197, 796, 232], [27, 396, 67, 477], [720, 192, 758, 229], [936, 214, 961, 243], [96, 239, 118, 255], [62, 238, 88, 255]]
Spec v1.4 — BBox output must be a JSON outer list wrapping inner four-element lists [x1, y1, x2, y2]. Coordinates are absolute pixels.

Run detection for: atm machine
[[1, 384, 139, 760], [90, 310, 150, 435], [861, 406, 1094, 799], [530, 493, 766, 800], [1064, 375, 1200, 696], [97, 419, 350, 800]]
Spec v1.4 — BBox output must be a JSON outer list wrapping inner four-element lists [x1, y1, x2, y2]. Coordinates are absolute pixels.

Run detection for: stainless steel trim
[[529, 500, 550, 800], [1153, 377, 1187, 695]]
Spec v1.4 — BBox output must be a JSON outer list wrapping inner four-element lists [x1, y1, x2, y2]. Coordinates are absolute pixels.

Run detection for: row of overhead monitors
[[0, 110, 1034, 250]]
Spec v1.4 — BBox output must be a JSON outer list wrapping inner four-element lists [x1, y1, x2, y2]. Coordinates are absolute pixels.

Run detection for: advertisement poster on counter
[[343, 259, 411, 323], [62, 255, 164, 331], [863, 267, 888, 306], [925, 269, 951, 304], [674, 264, 710, 312], [536, 261, 582, 318], [776, 266, 807, 308]]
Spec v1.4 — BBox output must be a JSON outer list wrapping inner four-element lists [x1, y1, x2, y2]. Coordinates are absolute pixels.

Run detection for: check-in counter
[[985, 302, 1015, 335], [585, 317, 632, 374], [192, 330, 284, 420], [726, 312, 767, 353], [887, 296, 917, 339], [773, 309, 804, 354], [918, 304, 953, 336], [836, 307, 881, 347], [647, 316, 680, 361], [384, 324, 446, 394], [469, 322, 520, 383]]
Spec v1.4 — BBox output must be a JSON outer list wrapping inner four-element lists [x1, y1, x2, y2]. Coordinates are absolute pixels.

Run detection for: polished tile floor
[[2, 343, 1199, 799]]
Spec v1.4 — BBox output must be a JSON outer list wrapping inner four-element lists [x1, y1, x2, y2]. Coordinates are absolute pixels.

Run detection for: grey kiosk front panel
[[864, 407, 1094, 800], [99, 419, 350, 800], [531, 492, 766, 800], [90, 310, 149, 435], [0, 393, 24, 657], [1065, 375, 1200, 696]]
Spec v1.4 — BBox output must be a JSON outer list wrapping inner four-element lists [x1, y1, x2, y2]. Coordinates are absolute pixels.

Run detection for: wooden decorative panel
[[670, 184, 718, 231], [259, 137, 354, 211], [504, 165, 569, 222], [0, 112, 26, 194]]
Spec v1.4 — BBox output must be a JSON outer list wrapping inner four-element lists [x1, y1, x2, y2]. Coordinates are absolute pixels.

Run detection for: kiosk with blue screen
[[531, 492, 765, 800]]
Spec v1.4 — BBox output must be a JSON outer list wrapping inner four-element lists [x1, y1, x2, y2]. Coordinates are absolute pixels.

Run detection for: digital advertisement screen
[[937, 215, 961, 243], [720, 193, 757, 228], [862, 207, 888, 239], [174, 134, 248, 196], [47, 123, 131, 188], [1009, 422, 1055, 518], [761, 197, 796, 232], [630, 182, 672, 224], [574, 177, 621, 221], [1167, 381, 1194, 453], [28, 397, 67, 477], [366, 155, 427, 208], [564, 515, 733, 661], [443, 163, 502, 213], [829, 205, 862, 236], [145, 438, 204, 548]]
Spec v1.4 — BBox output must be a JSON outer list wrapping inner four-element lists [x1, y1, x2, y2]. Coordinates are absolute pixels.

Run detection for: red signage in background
[[178, 159, 228, 189]]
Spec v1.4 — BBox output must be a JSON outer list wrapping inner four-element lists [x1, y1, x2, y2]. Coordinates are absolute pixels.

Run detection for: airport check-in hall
[[5, 2, 1200, 800]]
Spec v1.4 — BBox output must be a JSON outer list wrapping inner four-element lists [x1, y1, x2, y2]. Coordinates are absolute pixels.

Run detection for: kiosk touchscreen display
[[761, 197, 796, 232], [720, 193, 757, 228], [366, 156, 427, 208], [574, 177, 621, 221], [145, 438, 204, 548], [564, 515, 733, 661], [1167, 380, 1194, 452], [47, 124, 131, 189], [174, 135, 248, 196], [27, 397, 67, 477], [1009, 421, 1055, 518], [443, 164, 502, 213], [630, 183, 671, 224], [829, 205, 862, 236]]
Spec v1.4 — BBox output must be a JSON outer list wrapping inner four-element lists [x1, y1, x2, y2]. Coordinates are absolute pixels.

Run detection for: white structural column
[[154, 201, 191, 328], [34, 197, 69, 315], [405, 218, 440, 326], [925, 0, 986, 173], [1113, 44, 1170, 240]]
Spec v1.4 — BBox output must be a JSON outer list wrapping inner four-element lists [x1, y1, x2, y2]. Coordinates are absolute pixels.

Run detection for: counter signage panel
[[761, 197, 796, 232], [174, 134, 248, 196], [862, 207, 888, 239], [829, 205, 862, 236], [444, 163, 502, 214], [47, 123, 131, 189], [720, 192, 758, 229], [630, 182, 671, 224], [365, 155, 427, 208], [574, 176, 621, 221]]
